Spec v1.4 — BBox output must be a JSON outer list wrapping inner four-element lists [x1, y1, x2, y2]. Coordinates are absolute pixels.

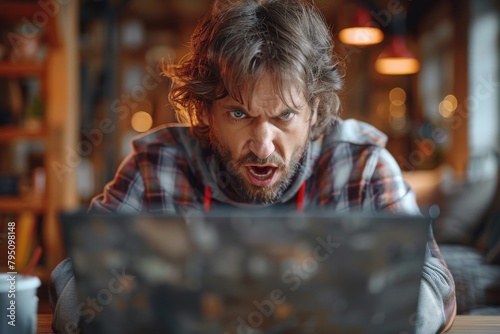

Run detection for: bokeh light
[[389, 114, 407, 131], [131, 111, 153, 132], [444, 94, 458, 110], [389, 87, 406, 106], [389, 103, 406, 118]]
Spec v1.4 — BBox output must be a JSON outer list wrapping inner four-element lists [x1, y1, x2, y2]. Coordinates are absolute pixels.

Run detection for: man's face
[[204, 72, 317, 204]]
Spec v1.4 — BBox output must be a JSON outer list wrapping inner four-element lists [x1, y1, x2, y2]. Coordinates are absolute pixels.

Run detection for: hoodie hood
[[187, 118, 387, 209], [189, 133, 323, 209]]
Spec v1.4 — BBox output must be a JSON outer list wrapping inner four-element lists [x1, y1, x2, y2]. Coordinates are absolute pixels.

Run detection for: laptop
[[60, 210, 429, 334]]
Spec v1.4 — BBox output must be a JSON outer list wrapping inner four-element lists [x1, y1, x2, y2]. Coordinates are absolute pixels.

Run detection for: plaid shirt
[[90, 119, 421, 214], [89, 118, 456, 333]]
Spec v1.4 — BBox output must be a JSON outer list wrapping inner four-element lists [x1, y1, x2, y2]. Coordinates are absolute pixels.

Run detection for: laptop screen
[[61, 210, 429, 334]]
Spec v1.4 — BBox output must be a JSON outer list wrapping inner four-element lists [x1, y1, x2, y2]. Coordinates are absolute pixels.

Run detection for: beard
[[209, 129, 309, 204]]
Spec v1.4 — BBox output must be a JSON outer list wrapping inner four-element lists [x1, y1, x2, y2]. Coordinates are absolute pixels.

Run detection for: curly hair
[[164, 0, 344, 141]]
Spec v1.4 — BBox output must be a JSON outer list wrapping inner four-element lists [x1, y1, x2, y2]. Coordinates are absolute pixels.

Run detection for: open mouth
[[249, 166, 274, 178], [245, 165, 278, 186]]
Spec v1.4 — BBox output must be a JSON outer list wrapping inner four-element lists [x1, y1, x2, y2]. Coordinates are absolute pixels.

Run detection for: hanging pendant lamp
[[338, 6, 384, 46]]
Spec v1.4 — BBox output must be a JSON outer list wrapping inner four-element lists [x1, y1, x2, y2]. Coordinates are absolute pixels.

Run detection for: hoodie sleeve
[[49, 258, 81, 333], [366, 147, 456, 333], [89, 152, 145, 213], [416, 228, 457, 333]]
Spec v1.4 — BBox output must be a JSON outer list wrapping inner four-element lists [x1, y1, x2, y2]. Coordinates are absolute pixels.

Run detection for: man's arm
[[366, 148, 456, 333], [89, 152, 145, 213], [417, 229, 457, 333]]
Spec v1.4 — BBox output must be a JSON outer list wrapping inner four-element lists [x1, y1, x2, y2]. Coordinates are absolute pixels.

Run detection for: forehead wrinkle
[[247, 91, 283, 116], [223, 64, 308, 105], [249, 76, 307, 115]]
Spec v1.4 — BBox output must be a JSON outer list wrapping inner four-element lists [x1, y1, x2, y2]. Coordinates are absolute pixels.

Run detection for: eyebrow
[[221, 104, 302, 116]]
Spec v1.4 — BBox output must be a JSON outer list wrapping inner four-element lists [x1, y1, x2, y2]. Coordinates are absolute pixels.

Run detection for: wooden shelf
[[0, 0, 77, 274], [0, 2, 61, 47], [0, 196, 45, 212], [0, 126, 47, 142], [0, 62, 46, 77]]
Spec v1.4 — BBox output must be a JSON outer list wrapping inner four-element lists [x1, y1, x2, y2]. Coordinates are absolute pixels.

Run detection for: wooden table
[[37, 314, 52, 334], [447, 316, 500, 333], [37, 314, 500, 333]]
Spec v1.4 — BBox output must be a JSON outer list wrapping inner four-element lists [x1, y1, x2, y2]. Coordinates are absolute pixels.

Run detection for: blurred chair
[[433, 151, 500, 315]]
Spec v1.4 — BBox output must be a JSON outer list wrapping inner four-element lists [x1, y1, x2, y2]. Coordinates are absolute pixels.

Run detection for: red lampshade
[[375, 36, 420, 75], [338, 6, 384, 46]]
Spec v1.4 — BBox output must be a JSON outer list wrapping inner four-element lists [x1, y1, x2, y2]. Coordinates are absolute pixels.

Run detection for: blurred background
[[0, 0, 499, 315]]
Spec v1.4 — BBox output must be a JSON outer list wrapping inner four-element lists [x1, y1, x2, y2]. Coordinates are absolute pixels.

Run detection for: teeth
[[249, 167, 273, 179]]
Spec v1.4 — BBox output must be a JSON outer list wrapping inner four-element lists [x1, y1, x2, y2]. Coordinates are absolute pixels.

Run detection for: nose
[[249, 122, 275, 159]]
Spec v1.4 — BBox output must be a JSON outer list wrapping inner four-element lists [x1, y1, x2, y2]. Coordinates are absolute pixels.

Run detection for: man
[[51, 0, 456, 333]]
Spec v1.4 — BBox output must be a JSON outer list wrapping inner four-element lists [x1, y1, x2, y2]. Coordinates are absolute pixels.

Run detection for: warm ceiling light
[[375, 36, 420, 75], [339, 27, 384, 46], [338, 7, 384, 46]]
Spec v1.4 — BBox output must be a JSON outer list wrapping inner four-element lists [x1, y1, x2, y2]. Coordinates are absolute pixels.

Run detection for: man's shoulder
[[323, 118, 388, 148], [130, 124, 197, 153]]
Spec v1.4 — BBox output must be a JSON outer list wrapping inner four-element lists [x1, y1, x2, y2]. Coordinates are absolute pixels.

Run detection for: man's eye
[[229, 110, 247, 119], [280, 111, 295, 120]]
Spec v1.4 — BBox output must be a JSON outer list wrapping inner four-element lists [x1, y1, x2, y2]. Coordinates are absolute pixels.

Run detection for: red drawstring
[[204, 185, 211, 213], [203, 181, 305, 213], [297, 181, 306, 213]]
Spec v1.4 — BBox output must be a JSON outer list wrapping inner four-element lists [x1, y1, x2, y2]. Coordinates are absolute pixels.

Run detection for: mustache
[[237, 152, 286, 167]]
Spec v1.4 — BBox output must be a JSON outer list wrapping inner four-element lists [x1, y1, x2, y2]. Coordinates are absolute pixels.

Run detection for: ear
[[199, 109, 210, 127], [310, 98, 319, 126]]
